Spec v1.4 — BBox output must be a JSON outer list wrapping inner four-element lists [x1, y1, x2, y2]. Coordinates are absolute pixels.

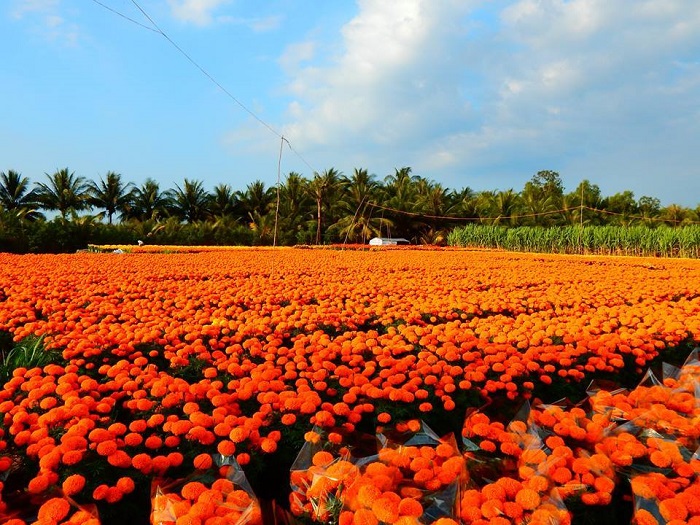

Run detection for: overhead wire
[[74, 3, 700, 230], [91, 0, 325, 252], [365, 202, 700, 225], [89, 0, 318, 175], [89, 0, 159, 33]]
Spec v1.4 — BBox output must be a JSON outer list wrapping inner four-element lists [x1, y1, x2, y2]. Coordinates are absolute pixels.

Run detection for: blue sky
[[2, 0, 700, 206]]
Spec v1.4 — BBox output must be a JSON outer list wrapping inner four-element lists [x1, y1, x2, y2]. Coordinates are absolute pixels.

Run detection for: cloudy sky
[[2, 0, 700, 206]]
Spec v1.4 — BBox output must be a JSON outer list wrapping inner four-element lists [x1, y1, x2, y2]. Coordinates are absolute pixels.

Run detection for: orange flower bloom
[[37, 497, 71, 522]]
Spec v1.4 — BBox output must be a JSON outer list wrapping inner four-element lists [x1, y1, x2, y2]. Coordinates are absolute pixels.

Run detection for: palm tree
[[308, 168, 342, 244], [166, 179, 212, 223], [0, 170, 43, 221], [343, 169, 378, 207], [273, 172, 310, 245], [331, 211, 392, 244], [88, 171, 135, 224], [35, 168, 90, 219], [248, 210, 275, 245], [603, 191, 638, 226], [637, 196, 661, 226], [128, 178, 169, 221], [493, 189, 522, 226], [381, 167, 420, 239], [238, 180, 275, 219], [566, 180, 604, 226], [279, 172, 310, 223], [210, 184, 240, 219], [520, 182, 558, 227], [331, 168, 382, 243], [449, 187, 480, 223], [416, 180, 456, 240], [661, 204, 690, 226]]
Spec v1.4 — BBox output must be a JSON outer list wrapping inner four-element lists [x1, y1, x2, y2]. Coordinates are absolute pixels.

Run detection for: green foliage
[[448, 224, 700, 258], [0, 335, 60, 384], [2, 166, 700, 252]]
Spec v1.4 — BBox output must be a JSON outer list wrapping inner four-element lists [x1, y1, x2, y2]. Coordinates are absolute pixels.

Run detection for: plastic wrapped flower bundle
[[461, 406, 522, 483], [460, 408, 573, 524], [289, 428, 362, 523], [664, 348, 700, 399], [151, 454, 261, 525], [337, 419, 465, 525], [524, 404, 618, 506], [630, 471, 700, 525], [459, 476, 572, 525], [588, 352, 700, 451], [0, 493, 100, 525]]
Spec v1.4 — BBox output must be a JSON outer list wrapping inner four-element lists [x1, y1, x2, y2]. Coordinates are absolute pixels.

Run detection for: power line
[[366, 202, 571, 222], [128, 0, 281, 138], [89, 0, 159, 33], [90, 0, 319, 176], [365, 202, 700, 225]]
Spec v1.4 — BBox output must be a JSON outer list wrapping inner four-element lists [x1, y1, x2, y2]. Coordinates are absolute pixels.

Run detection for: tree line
[[0, 167, 698, 253]]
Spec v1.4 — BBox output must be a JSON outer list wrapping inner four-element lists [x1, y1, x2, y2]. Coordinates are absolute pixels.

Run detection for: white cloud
[[280, 0, 476, 152], [11, 0, 79, 46], [11, 0, 59, 18], [167, 0, 281, 30], [241, 0, 700, 202], [167, 0, 232, 25], [279, 41, 316, 72]]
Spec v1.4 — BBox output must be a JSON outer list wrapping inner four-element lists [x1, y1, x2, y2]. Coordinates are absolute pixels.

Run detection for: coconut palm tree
[[415, 180, 456, 240], [127, 178, 169, 222], [381, 167, 420, 239], [210, 184, 240, 220], [166, 179, 212, 223], [273, 172, 311, 245], [493, 189, 522, 226], [88, 171, 135, 224], [0, 170, 43, 221], [238, 180, 275, 219], [330, 168, 383, 243], [279, 172, 310, 223], [661, 204, 691, 227], [35, 168, 90, 219], [308, 168, 342, 244]]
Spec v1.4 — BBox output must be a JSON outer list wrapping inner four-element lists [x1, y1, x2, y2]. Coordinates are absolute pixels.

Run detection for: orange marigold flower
[[193, 453, 213, 470], [281, 413, 297, 425], [304, 431, 321, 444], [353, 508, 379, 525], [515, 488, 541, 511], [92, 484, 109, 500], [377, 412, 392, 424], [37, 497, 71, 522], [432, 519, 459, 525], [182, 481, 208, 501], [357, 484, 382, 508], [481, 499, 504, 519], [62, 474, 86, 496], [480, 439, 497, 453], [659, 498, 688, 522], [398, 497, 423, 517], [260, 438, 277, 453], [634, 509, 660, 525], [312, 451, 335, 467], [116, 477, 136, 494], [217, 440, 236, 457], [27, 473, 51, 494], [649, 450, 672, 468], [372, 496, 399, 524]]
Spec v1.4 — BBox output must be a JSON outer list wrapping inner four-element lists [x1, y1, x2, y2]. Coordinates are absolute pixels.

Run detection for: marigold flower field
[[0, 248, 699, 525]]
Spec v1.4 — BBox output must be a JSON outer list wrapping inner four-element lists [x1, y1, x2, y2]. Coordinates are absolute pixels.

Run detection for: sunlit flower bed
[[0, 249, 698, 524]]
